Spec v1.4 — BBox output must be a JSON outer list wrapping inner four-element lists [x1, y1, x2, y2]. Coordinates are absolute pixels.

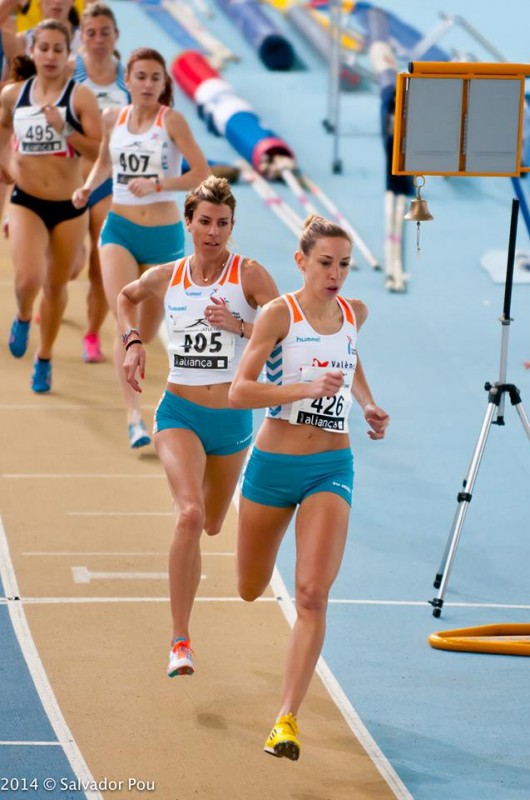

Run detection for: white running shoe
[[128, 420, 151, 449], [167, 639, 194, 677]]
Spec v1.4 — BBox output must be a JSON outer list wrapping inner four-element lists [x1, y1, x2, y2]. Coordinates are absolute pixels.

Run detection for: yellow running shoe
[[264, 713, 300, 761]]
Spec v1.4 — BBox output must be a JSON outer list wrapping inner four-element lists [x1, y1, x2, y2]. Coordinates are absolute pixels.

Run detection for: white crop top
[[265, 293, 358, 434], [110, 105, 182, 205], [164, 254, 257, 386]]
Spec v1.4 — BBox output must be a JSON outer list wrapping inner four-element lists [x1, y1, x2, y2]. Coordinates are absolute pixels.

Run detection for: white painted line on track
[[0, 597, 277, 604], [0, 517, 104, 800], [230, 490, 413, 800], [3, 593, 528, 610], [72, 567, 206, 584], [271, 564, 414, 800], [0, 741, 61, 746], [72, 566, 169, 583], [67, 511, 173, 516]]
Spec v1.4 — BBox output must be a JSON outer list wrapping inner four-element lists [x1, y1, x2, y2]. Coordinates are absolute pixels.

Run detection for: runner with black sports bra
[[73, 47, 209, 449], [229, 214, 390, 761], [0, 19, 101, 392], [116, 175, 279, 678]]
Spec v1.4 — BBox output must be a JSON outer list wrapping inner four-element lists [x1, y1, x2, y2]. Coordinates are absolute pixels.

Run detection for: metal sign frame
[[392, 61, 530, 177]]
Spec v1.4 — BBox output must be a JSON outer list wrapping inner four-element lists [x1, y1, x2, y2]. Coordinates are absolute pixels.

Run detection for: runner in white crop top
[[109, 104, 182, 206], [229, 215, 389, 760], [116, 175, 279, 679], [72, 47, 209, 450]]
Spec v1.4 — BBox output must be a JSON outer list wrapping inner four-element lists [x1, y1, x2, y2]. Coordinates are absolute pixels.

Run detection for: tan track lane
[[0, 242, 398, 800]]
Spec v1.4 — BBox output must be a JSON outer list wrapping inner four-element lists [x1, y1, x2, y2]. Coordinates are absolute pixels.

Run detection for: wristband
[[122, 328, 140, 346], [125, 339, 143, 351], [239, 319, 245, 338], [154, 177, 162, 193]]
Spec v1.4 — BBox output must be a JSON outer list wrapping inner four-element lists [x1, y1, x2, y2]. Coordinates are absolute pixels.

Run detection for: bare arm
[[165, 110, 210, 190], [0, 0, 19, 28], [69, 84, 102, 160], [229, 299, 344, 409], [118, 262, 174, 393], [72, 107, 116, 207], [347, 298, 390, 440], [0, 84, 16, 182]]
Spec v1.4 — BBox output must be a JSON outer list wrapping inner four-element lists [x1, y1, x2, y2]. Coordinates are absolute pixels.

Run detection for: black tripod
[[430, 199, 530, 618]]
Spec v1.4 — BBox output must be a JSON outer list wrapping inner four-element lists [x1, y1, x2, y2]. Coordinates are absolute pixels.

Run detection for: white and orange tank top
[[265, 293, 358, 434], [110, 105, 182, 205], [164, 253, 257, 386]]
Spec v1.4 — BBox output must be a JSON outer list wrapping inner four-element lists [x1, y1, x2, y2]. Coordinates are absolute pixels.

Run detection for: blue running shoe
[[9, 317, 31, 358], [31, 359, 52, 393], [128, 420, 151, 449]]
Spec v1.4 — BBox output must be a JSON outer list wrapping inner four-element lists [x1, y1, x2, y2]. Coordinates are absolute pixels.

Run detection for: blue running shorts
[[153, 390, 253, 456], [241, 446, 354, 508], [100, 211, 185, 265], [87, 177, 113, 209]]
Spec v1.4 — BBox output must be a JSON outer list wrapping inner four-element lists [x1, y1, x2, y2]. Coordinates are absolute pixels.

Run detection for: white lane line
[[0, 741, 61, 746], [271, 563, 413, 800], [1, 474, 165, 479], [0, 517, 104, 800], [0, 597, 277, 604], [67, 512, 173, 517], [23, 551, 234, 557], [2, 593, 528, 610], [231, 490, 412, 800]]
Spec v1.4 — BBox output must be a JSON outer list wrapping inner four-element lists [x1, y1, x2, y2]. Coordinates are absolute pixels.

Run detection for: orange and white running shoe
[[167, 639, 194, 677], [264, 713, 300, 760]]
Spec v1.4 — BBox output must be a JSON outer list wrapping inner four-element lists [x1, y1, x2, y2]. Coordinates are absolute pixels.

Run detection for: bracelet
[[239, 319, 245, 338], [154, 176, 162, 193], [122, 328, 140, 346], [125, 338, 143, 351]]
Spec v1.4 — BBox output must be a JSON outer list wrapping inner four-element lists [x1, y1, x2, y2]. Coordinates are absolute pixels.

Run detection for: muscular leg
[[154, 428, 208, 641], [278, 492, 350, 717], [237, 496, 295, 601], [8, 203, 48, 321], [39, 213, 88, 359], [202, 448, 249, 536], [85, 196, 110, 337]]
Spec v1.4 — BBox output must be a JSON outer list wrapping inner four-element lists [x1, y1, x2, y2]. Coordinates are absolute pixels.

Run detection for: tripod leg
[[514, 401, 530, 440], [430, 402, 498, 617]]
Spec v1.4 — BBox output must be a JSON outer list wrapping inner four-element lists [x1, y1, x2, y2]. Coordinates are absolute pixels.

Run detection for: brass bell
[[404, 175, 433, 252]]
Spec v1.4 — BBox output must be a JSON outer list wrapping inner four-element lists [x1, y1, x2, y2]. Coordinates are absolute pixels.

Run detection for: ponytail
[[8, 55, 36, 83]]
